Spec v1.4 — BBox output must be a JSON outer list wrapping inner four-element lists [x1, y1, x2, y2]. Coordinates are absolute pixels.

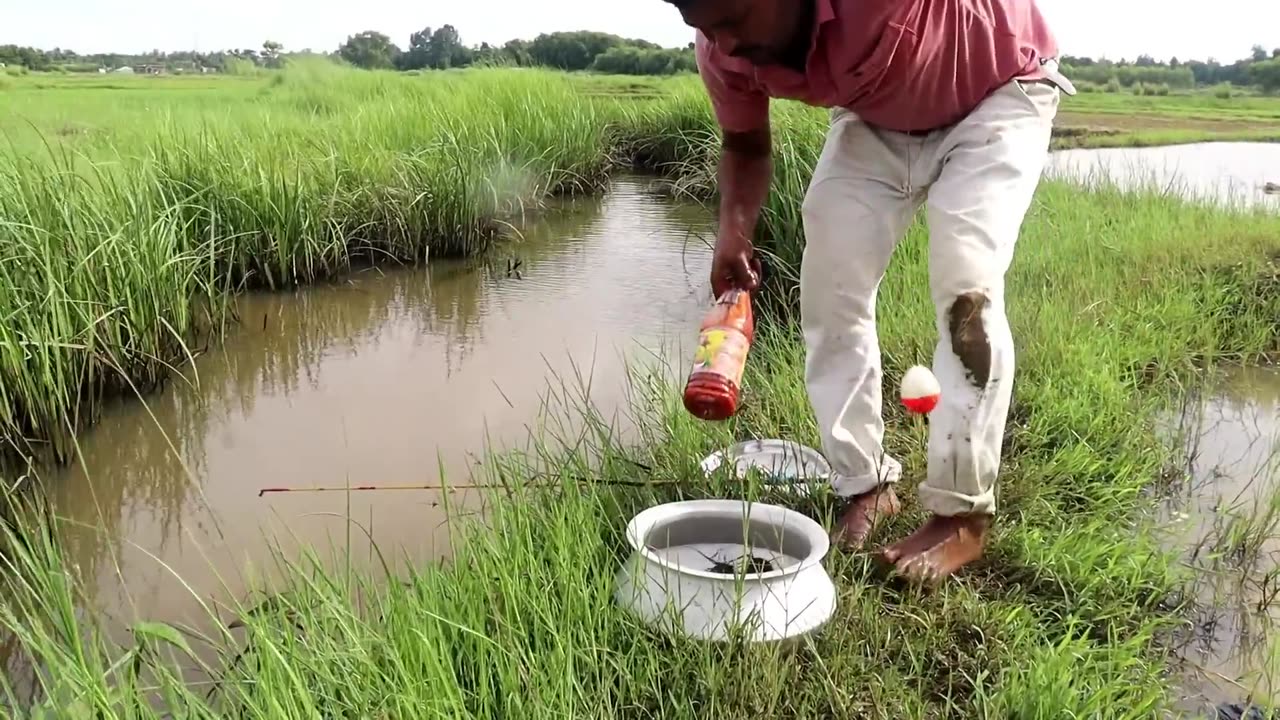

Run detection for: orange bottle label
[[690, 326, 749, 388]]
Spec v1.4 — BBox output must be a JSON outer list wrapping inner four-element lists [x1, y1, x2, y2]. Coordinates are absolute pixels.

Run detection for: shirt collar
[[798, 0, 836, 75], [816, 0, 836, 25]]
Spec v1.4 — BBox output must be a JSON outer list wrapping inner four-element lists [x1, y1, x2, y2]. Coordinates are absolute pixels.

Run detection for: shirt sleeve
[[694, 32, 770, 133]]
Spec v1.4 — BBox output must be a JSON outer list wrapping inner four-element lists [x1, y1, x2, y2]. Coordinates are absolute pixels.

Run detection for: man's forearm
[[717, 128, 773, 244]]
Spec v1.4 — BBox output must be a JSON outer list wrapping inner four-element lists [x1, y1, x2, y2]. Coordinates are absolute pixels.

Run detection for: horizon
[[3, 0, 1278, 64]]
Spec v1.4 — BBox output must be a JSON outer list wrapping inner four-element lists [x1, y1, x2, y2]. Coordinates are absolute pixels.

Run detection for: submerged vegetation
[[1, 62, 1278, 717]]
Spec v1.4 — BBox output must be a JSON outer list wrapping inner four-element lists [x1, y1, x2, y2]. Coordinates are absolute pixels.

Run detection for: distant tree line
[[3, 32, 1278, 88], [335, 27, 696, 76], [1, 28, 695, 78], [1061, 45, 1280, 93], [0, 41, 290, 74]]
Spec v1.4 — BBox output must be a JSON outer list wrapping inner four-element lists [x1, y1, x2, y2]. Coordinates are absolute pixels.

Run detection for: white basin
[[613, 499, 837, 642]]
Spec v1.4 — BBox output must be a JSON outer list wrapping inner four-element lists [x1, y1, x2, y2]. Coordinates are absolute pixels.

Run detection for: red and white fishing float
[[899, 365, 941, 415]]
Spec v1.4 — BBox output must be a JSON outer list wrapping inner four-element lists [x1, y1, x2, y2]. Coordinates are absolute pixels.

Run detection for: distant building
[[168, 61, 210, 75]]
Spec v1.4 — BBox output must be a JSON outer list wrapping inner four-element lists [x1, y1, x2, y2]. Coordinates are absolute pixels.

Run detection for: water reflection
[[35, 177, 715, 656], [1047, 142, 1280, 211], [1157, 365, 1280, 713]]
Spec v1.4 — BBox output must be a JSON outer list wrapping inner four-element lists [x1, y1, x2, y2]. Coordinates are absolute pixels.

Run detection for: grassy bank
[[3, 64, 1280, 717], [1050, 124, 1280, 149], [1, 65, 629, 465], [10, 70, 1280, 157], [2, 177, 1278, 717], [577, 72, 1280, 149]]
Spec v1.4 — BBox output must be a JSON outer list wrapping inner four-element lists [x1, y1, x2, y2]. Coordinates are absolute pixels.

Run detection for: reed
[[1, 65, 623, 464], [1, 63, 1278, 718]]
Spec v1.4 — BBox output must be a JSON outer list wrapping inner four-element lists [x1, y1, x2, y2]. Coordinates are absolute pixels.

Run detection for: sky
[[2, 0, 1277, 65]]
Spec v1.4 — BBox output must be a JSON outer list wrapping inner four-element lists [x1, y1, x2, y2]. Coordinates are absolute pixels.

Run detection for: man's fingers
[[711, 261, 733, 297], [736, 255, 761, 290], [711, 249, 761, 296], [711, 276, 730, 298]]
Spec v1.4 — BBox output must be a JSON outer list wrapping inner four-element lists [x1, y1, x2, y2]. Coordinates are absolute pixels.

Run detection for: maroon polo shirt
[[695, 0, 1060, 133]]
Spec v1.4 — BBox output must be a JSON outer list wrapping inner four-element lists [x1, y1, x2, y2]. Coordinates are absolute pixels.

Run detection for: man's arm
[[713, 127, 772, 295], [694, 33, 773, 295]]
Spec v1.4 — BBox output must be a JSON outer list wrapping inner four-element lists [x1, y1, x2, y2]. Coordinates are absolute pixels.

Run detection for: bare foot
[[829, 485, 901, 551], [877, 514, 992, 585]]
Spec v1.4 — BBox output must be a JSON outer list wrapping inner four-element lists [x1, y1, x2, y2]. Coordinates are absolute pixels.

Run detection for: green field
[[2, 63, 1279, 717], [6, 68, 1280, 157]]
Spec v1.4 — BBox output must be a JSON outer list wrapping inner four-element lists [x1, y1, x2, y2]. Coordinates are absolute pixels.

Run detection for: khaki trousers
[[800, 74, 1061, 517]]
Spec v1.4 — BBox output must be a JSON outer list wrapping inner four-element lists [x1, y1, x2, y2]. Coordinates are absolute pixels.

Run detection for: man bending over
[[663, 0, 1073, 583]]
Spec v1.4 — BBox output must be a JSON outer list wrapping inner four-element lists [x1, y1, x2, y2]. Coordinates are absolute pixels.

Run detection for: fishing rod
[[257, 478, 674, 497], [257, 458, 661, 496], [258, 484, 475, 496]]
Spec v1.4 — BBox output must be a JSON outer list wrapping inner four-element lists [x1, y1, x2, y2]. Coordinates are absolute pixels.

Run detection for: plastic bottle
[[683, 288, 755, 421]]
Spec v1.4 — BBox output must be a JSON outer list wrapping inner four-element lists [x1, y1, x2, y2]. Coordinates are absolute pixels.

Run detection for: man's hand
[[711, 126, 773, 298], [711, 231, 761, 298]]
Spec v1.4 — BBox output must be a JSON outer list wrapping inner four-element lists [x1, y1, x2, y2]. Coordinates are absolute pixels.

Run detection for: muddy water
[[10, 141, 1279, 704], [1039, 142, 1279, 718], [33, 176, 714, 655], [1157, 365, 1280, 714], [1047, 141, 1280, 211]]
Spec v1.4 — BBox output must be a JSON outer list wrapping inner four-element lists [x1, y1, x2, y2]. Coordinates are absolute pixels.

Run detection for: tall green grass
[[1, 201, 1276, 715], [2, 63, 1279, 717], [1, 65, 627, 465]]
